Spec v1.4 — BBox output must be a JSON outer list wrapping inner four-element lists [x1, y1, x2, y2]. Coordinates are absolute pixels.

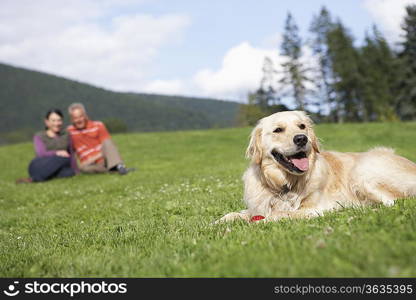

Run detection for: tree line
[[238, 5, 416, 125]]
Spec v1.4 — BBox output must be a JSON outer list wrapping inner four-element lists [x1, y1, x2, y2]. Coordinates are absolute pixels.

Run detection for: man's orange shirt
[[67, 120, 110, 165]]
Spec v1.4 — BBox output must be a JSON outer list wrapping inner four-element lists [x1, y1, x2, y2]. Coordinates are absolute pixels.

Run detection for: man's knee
[[79, 163, 107, 174], [102, 139, 123, 169]]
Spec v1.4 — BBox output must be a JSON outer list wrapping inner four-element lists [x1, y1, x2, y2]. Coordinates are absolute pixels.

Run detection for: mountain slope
[[0, 63, 239, 144]]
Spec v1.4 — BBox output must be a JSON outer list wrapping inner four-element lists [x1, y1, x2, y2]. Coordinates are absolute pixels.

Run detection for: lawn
[[0, 122, 416, 277]]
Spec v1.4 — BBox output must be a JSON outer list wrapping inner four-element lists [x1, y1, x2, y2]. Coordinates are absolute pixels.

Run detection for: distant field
[[0, 122, 416, 277]]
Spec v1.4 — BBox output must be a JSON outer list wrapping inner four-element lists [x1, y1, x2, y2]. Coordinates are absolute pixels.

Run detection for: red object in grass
[[250, 215, 265, 222]]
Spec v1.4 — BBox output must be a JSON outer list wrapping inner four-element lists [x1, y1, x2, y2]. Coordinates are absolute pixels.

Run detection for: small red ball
[[250, 215, 265, 222]]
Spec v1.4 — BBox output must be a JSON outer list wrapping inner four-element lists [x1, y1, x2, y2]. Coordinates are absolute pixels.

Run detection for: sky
[[1, 0, 415, 103]]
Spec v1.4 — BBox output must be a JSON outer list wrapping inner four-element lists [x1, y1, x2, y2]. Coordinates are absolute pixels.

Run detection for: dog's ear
[[246, 126, 263, 164], [304, 114, 320, 154], [310, 131, 320, 153]]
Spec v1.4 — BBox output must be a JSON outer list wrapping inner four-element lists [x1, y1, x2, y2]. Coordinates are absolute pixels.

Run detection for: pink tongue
[[290, 157, 309, 171]]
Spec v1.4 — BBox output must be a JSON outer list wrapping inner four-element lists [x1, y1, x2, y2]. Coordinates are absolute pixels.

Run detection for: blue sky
[[141, 0, 374, 78], [1, 0, 414, 102]]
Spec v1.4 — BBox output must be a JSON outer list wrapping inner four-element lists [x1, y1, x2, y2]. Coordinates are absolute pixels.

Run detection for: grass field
[[1, 122, 416, 277]]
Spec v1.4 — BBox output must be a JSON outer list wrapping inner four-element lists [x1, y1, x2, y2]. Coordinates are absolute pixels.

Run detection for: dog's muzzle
[[271, 150, 309, 173]]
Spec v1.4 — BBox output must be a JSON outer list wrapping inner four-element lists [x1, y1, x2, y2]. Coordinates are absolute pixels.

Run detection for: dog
[[217, 111, 416, 223]]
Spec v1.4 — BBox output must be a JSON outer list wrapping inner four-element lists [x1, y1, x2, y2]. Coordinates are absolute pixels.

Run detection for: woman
[[17, 109, 78, 183]]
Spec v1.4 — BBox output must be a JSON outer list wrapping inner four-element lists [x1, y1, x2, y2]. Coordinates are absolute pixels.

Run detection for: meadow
[[0, 122, 416, 277]]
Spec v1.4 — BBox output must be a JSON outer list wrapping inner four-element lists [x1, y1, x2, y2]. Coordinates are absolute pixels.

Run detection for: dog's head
[[246, 111, 320, 176]]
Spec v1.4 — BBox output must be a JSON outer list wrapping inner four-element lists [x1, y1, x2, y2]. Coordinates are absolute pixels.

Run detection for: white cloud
[[193, 42, 283, 101], [0, 1, 317, 102], [0, 0, 190, 92], [364, 0, 416, 42], [190, 41, 317, 104]]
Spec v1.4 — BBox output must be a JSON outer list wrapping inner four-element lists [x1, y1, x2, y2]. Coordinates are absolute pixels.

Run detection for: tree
[[326, 21, 363, 122], [309, 6, 335, 119], [258, 57, 279, 110], [237, 93, 269, 126], [238, 57, 288, 126], [279, 13, 310, 111], [359, 26, 398, 121], [103, 118, 128, 133], [396, 4, 416, 120]]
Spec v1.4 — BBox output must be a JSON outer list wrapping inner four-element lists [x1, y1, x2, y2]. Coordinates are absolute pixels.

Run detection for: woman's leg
[[56, 167, 75, 178], [29, 156, 72, 182]]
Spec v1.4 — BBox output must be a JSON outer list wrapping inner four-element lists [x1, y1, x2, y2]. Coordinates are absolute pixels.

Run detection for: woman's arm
[[68, 136, 79, 174], [33, 135, 56, 157]]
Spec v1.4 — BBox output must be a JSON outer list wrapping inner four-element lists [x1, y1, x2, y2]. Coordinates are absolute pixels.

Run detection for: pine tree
[[239, 57, 287, 125], [279, 13, 309, 111], [326, 21, 362, 122], [309, 6, 335, 119], [257, 57, 278, 110], [359, 26, 398, 121], [396, 5, 416, 120], [237, 91, 268, 126]]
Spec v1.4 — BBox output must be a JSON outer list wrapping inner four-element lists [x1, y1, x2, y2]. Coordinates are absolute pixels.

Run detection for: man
[[67, 103, 133, 175]]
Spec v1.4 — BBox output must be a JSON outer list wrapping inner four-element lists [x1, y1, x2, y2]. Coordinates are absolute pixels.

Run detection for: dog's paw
[[213, 211, 250, 224], [259, 212, 291, 223]]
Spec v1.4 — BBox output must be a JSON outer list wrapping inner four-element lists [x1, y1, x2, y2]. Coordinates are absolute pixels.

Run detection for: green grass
[[1, 122, 416, 277]]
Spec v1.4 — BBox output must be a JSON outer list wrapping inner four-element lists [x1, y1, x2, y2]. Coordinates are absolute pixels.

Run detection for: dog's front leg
[[263, 209, 321, 222], [214, 210, 250, 224]]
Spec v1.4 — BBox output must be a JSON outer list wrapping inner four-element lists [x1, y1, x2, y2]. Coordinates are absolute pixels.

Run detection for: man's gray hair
[[68, 102, 87, 115]]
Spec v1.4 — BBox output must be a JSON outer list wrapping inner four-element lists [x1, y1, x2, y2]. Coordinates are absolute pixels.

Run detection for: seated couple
[[17, 103, 134, 183]]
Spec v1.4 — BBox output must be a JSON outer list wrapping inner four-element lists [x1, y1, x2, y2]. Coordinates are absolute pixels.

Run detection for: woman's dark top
[[33, 131, 78, 171]]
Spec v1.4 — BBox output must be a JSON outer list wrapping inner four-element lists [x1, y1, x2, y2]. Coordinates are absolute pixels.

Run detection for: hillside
[[1, 123, 416, 277], [0, 63, 239, 144]]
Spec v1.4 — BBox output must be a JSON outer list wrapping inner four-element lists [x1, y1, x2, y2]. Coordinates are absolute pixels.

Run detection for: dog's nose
[[293, 134, 308, 147]]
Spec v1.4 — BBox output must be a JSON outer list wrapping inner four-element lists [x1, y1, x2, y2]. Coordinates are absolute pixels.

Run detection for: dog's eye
[[299, 124, 306, 130], [273, 127, 284, 133]]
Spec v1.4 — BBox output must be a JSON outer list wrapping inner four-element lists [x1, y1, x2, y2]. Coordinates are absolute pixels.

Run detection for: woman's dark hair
[[45, 108, 64, 120], [44, 108, 64, 130]]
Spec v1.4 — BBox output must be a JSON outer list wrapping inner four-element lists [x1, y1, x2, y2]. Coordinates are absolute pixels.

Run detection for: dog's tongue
[[290, 157, 309, 171]]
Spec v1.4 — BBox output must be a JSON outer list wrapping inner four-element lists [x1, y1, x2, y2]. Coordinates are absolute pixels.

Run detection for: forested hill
[[0, 63, 239, 144]]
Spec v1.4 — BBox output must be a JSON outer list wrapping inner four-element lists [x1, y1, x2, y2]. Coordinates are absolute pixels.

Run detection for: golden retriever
[[217, 111, 416, 223]]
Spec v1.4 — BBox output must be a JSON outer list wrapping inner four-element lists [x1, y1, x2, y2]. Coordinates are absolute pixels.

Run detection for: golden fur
[[217, 111, 416, 223]]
